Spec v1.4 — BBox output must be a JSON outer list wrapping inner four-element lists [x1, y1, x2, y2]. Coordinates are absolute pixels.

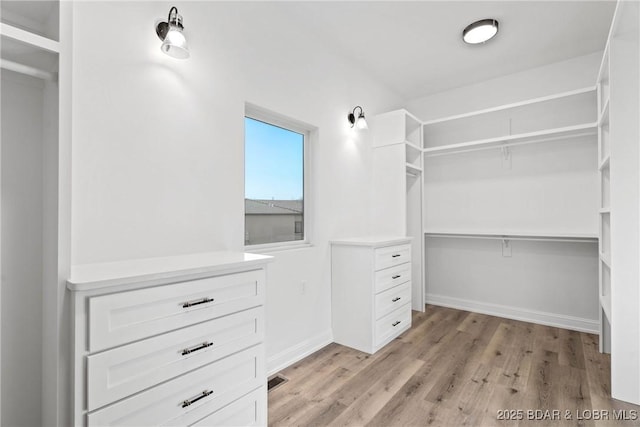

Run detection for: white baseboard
[[267, 329, 333, 376], [425, 293, 599, 334]]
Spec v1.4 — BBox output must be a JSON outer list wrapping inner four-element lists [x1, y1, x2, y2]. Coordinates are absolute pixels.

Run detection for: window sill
[[244, 242, 313, 255]]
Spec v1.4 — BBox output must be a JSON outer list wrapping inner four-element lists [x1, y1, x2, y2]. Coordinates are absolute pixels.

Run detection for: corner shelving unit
[[597, 41, 612, 354], [602, 0, 640, 406], [419, 78, 599, 337]]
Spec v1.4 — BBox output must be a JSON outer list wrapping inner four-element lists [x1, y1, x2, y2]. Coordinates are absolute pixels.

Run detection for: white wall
[[409, 52, 602, 331], [406, 52, 603, 121], [1, 71, 44, 427], [70, 1, 401, 374]]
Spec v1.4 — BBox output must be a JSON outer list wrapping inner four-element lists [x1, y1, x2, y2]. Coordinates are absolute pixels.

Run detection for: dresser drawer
[[87, 306, 264, 411], [88, 270, 264, 351], [374, 244, 411, 271], [87, 345, 264, 427], [375, 282, 411, 320], [188, 387, 266, 427], [374, 303, 411, 348], [374, 262, 411, 294]]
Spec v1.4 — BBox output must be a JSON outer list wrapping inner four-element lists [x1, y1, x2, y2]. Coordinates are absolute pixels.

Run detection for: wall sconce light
[[156, 6, 190, 59], [347, 106, 368, 130]]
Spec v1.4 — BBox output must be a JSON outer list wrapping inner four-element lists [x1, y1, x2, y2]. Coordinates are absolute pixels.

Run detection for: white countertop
[[68, 251, 274, 291], [330, 236, 412, 247]]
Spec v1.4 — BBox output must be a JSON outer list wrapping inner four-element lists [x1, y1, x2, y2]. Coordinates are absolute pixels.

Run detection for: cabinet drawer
[[375, 304, 411, 348], [87, 345, 264, 427], [87, 306, 264, 411], [375, 282, 411, 320], [374, 262, 411, 294], [374, 244, 411, 270], [189, 387, 266, 427], [88, 270, 264, 351]]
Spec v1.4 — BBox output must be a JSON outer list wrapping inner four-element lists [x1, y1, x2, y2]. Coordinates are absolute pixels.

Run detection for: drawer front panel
[[89, 270, 264, 351], [188, 387, 266, 427], [375, 282, 411, 320], [375, 303, 411, 348], [87, 345, 265, 427], [87, 307, 264, 411], [374, 263, 411, 294], [374, 244, 411, 271]]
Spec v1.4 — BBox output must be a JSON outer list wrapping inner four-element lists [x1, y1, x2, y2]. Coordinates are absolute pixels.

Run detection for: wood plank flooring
[[268, 305, 640, 426]]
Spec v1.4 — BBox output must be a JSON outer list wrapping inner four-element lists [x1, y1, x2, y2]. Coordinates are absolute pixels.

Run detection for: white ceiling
[[277, 1, 616, 100]]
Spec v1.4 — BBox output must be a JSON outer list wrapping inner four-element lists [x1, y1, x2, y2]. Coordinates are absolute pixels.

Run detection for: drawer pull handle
[[392, 275, 401, 279], [392, 321, 401, 327], [181, 342, 213, 356], [182, 390, 213, 408], [391, 254, 401, 258], [392, 297, 402, 302], [182, 297, 215, 308]]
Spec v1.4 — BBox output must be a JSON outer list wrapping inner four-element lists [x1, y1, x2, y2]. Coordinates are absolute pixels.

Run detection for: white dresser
[[331, 237, 412, 354], [68, 252, 273, 427]]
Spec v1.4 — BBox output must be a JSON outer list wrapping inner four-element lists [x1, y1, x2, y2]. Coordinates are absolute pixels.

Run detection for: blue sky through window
[[245, 117, 304, 200]]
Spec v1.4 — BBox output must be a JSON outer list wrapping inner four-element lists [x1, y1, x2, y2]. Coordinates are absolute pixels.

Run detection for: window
[[244, 106, 309, 247]]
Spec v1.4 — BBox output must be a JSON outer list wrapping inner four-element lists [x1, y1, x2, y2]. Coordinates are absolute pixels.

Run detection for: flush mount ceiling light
[[347, 106, 368, 130], [463, 19, 499, 44], [156, 6, 190, 59]]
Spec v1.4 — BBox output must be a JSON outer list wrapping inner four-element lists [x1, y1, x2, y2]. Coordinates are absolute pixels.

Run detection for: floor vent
[[267, 374, 288, 392]]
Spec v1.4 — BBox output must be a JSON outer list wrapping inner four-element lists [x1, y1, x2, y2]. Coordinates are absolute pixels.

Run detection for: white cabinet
[[68, 251, 273, 426], [372, 109, 424, 312], [331, 237, 412, 354]]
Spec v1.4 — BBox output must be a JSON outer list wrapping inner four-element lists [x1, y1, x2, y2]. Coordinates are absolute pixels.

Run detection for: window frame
[[243, 103, 312, 252]]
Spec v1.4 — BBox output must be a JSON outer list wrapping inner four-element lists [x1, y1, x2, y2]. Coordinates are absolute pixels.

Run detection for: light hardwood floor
[[268, 305, 640, 426]]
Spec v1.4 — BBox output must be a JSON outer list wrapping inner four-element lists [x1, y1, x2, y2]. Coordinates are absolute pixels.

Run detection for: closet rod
[[1, 59, 56, 81], [425, 232, 598, 244], [424, 130, 596, 158]]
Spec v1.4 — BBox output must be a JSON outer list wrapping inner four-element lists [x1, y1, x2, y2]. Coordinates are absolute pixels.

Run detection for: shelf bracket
[[501, 146, 512, 169], [502, 239, 512, 257]]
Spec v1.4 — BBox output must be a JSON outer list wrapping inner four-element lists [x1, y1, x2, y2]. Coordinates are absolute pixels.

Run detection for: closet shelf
[[0, 23, 59, 53], [600, 253, 611, 269], [423, 122, 598, 157], [424, 230, 598, 243], [422, 86, 597, 125], [597, 43, 610, 84], [405, 141, 422, 152], [598, 155, 610, 171], [598, 98, 610, 126], [405, 163, 422, 175], [600, 294, 612, 323]]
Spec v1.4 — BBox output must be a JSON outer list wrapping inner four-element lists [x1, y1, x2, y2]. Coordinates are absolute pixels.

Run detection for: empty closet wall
[[1, 1, 65, 424], [407, 52, 602, 331], [1, 70, 44, 427]]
